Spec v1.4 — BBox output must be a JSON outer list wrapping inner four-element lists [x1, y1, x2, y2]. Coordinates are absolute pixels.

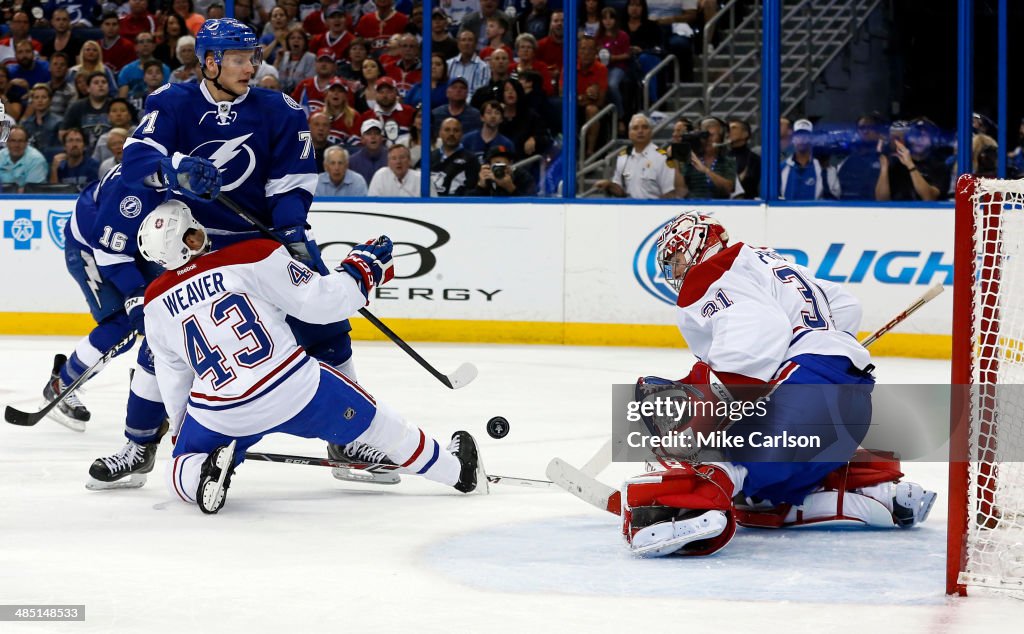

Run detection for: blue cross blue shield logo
[[47, 210, 73, 250], [3, 209, 41, 251]]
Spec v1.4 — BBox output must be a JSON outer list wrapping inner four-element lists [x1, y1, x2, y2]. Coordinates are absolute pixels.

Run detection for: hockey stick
[[858, 282, 944, 348], [243, 451, 555, 489], [4, 329, 138, 427], [546, 282, 948, 512], [214, 192, 477, 390]]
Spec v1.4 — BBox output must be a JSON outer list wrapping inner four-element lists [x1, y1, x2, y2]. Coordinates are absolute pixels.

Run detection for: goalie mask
[[656, 211, 729, 292], [137, 200, 210, 270]]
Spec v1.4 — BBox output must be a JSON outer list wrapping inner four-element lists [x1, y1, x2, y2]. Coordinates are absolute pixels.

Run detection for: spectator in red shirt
[[536, 10, 563, 82], [120, 0, 157, 42], [569, 36, 607, 155], [384, 33, 422, 99], [0, 11, 43, 54], [513, 33, 553, 96], [293, 48, 340, 112], [595, 7, 631, 122], [309, 4, 354, 61], [99, 12, 137, 73], [354, 0, 409, 56], [362, 76, 415, 141]]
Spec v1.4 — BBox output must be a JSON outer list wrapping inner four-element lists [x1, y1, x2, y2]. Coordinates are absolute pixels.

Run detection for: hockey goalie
[[619, 211, 937, 557]]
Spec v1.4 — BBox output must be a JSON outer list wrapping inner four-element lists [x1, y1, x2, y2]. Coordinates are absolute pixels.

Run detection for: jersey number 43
[[182, 293, 275, 390]]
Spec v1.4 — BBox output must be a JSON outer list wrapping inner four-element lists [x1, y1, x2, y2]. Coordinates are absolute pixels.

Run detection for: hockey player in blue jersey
[[41, 164, 172, 489], [118, 18, 377, 481]]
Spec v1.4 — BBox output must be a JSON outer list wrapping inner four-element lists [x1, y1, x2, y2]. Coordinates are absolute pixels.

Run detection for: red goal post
[[948, 174, 1024, 597]]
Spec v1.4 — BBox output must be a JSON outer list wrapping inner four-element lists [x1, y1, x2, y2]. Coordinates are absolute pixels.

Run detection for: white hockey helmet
[[137, 200, 210, 269], [655, 211, 729, 291]]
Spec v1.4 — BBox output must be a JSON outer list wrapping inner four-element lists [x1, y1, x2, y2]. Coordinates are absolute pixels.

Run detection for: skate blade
[[331, 467, 401, 485], [474, 449, 490, 495], [40, 397, 87, 432], [86, 473, 148, 491]]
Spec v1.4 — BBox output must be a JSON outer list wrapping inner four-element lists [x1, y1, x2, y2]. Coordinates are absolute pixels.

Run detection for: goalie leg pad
[[621, 463, 737, 557]]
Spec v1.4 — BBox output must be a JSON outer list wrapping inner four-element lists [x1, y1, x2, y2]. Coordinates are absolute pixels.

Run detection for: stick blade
[[546, 457, 620, 514], [445, 362, 478, 389], [5, 405, 40, 426]]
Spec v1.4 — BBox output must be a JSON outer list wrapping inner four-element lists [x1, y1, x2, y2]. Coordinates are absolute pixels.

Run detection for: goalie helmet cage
[[947, 174, 1024, 597]]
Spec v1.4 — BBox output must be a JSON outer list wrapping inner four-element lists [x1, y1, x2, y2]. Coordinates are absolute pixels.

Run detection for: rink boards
[[0, 200, 953, 358]]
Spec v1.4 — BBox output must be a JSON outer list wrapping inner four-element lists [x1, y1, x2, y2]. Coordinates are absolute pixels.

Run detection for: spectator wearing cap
[[276, 25, 317, 94], [384, 33, 423, 99], [349, 118, 389, 183], [293, 48, 342, 112], [362, 76, 415, 141], [462, 100, 514, 163], [120, 0, 156, 42], [354, 0, 410, 56], [447, 30, 491, 98], [468, 143, 536, 196], [781, 118, 840, 200], [320, 78, 363, 146], [316, 145, 368, 196], [368, 144, 422, 197], [309, 4, 353, 61], [431, 76, 481, 140], [168, 35, 200, 84], [430, 117, 480, 196], [118, 32, 171, 95], [431, 9, 459, 61], [875, 118, 948, 202]]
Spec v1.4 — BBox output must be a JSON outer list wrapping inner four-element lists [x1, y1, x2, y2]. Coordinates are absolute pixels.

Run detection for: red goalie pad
[[821, 449, 905, 490], [622, 463, 738, 556]]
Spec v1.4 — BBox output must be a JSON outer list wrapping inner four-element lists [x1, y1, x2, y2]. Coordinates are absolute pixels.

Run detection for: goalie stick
[[213, 192, 477, 390], [547, 282, 947, 513], [244, 451, 555, 489], [4, 330, 138, 427]]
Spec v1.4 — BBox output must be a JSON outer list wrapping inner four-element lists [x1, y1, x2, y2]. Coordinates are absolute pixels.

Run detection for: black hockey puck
[[486, 416, 510, 439]]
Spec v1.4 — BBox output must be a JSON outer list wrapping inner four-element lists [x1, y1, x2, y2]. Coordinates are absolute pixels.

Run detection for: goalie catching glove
[[337, 236, 395, 299]]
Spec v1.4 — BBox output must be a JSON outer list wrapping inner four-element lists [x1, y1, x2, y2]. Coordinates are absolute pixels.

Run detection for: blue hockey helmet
[[196, 18, 260, 67]]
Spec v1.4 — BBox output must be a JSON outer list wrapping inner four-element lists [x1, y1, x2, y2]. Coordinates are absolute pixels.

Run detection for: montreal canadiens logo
[[633, 221, 678, 306], [119, 196, 143, 218]]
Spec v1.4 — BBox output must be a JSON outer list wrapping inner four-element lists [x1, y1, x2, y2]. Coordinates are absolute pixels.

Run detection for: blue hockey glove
[[160, 153, 221, 200], [337, 236, 395, 299], [124, 289, 146, 337]]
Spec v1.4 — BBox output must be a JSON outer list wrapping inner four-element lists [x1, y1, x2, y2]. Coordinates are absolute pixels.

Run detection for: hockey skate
[[448, 430, 488, 494], [41, 354, 90, 432], [198, 440, 237, 515], [891, 482, 938, 528], [86, 440, 159, 490], [328, 441, 402, 485], [628, 509, 730, 557]]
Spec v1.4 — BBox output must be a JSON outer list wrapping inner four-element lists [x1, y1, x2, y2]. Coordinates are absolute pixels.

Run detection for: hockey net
[[948, 175, 1024, 596]]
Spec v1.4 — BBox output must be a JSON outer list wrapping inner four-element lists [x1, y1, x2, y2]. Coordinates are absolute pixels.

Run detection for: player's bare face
[[668, 250, 691, 286], [211, 50, 257, 97]]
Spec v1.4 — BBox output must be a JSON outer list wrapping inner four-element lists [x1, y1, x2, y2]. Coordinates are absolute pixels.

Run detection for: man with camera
[[595, 114, 680, 199], [674, 116, 736, 199], [468, 144, 535, 196]]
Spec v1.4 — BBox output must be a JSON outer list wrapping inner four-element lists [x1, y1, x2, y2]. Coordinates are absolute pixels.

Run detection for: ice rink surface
[[1, 336, 1023, 633]]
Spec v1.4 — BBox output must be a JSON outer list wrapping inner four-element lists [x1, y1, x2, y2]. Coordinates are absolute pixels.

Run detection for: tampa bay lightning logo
[[633, 220, 678, 305], [191, 134, 256, 192], [47, 210, 72, 250], [119, 196, 142, 218]]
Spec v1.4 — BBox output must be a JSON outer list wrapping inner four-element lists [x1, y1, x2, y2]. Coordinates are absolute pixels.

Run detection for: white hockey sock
[[332, 357, 357, 383], [167, 452, 207, 504], [73, 336, 103, 369], [353, 402, 460, 486], [708, 461, 748, 493]]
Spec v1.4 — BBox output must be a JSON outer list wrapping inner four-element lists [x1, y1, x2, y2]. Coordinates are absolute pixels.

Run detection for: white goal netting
[[958, 177, 1024, 595]]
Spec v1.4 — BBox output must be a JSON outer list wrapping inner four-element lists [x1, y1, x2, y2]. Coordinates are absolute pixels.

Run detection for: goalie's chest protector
[[675, 243, 870, 381]]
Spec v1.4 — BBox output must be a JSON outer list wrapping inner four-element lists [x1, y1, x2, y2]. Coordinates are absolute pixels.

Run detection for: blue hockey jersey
[[121, 82, 318, 240], [66, 165, 166, 296]]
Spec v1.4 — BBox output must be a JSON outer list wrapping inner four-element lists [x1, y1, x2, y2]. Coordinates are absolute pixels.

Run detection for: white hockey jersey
[[143, 239, 366, 436], [675, 242, 871, 382]]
